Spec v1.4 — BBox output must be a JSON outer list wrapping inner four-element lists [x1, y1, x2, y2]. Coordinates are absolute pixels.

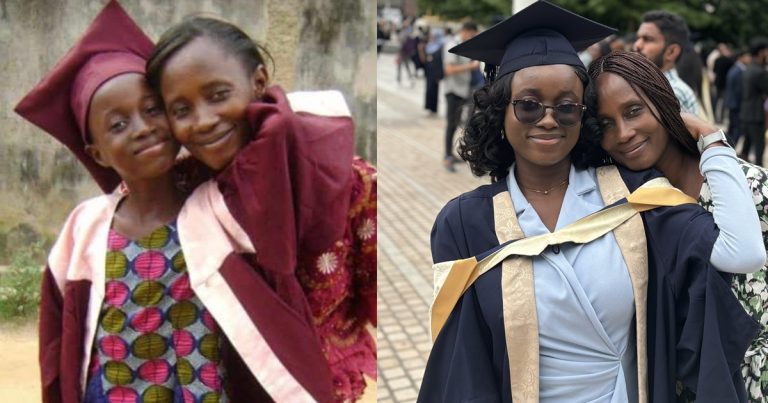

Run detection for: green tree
[[552, 0, 759, 45], [417, 0, 509, 24], [418, 0, 768, 47]]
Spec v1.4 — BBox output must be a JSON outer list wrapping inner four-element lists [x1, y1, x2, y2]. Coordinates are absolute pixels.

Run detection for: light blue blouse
[[504, 152, 763, 402], [507, 165, 638, 403]]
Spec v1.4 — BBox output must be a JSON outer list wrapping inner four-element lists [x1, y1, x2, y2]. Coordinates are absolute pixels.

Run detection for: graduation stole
[[430, 165, 697, 403]]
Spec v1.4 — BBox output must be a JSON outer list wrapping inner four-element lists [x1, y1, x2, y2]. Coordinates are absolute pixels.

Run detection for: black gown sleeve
[[419, 196, 506, 403], [641, 196, 760, 403]]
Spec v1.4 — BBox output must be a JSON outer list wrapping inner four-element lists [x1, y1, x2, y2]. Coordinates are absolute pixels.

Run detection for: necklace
[[519, 178, 569, 195]]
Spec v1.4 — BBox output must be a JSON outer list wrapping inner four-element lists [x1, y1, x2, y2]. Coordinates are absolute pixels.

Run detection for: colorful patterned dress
[[84, 222, 228, 403], [679, 159, 768, 402], [296, 157, 377, 401]]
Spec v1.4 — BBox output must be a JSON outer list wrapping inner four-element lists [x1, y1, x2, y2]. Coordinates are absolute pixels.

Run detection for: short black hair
[[461, 21, 478, 32], [642, 10, 689, 49], [146, 17, 273, 91], [749, 37, 768, 57]]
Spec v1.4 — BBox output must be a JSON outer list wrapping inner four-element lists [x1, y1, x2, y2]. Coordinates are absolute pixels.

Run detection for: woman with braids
[[586, 49, 768, 402], [417, 2, 764, 402]]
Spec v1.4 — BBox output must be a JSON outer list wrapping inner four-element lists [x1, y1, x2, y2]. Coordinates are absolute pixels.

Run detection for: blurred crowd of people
[[377, 8, 768, 169]]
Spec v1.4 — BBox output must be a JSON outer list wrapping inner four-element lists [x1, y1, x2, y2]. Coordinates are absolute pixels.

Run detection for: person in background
[[739, 37, 768, 166], [580, 34, 626, 68], [442, 21, 479, 172], [412, 24, 428, 77], [634, 10, 703, 115], [675, 44, 704, 105], [420, 26, 441, 117], [377, 21, 389, 55], [725, 48, 750, 147], [712, 43, 735, 123], [397, 17, 417, 85], [609, 35, 627, 52]]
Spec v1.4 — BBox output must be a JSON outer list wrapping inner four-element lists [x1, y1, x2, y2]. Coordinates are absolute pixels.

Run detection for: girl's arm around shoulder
[[700, 146, 766, 273]]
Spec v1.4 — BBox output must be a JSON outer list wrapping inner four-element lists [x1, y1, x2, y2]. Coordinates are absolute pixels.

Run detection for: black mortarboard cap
[[449, 0, 616, 80]]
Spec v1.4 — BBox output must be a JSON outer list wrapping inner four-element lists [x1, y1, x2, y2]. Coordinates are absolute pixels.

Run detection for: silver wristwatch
[[696, 129, 730, 153]]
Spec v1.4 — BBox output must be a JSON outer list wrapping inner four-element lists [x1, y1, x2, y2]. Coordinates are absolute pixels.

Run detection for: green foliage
[[0, 243, 45, 321], [552, 0, 760, 45], [418, 0, 768, 47], [417, 0, 509, 24]]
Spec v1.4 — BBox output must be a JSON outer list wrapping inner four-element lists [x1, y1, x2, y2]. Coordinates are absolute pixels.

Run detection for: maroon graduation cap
[[14, 0, 154, 192]]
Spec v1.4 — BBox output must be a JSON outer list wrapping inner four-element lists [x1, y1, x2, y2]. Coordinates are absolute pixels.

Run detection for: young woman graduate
[[586, 50, 768, 402], [15, 2, 337, 402], [417, 1, 764, 402], [143, 16, 377, 402]]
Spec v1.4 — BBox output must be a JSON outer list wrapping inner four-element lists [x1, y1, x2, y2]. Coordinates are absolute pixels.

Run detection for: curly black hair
[[458, 68, 611, 182]]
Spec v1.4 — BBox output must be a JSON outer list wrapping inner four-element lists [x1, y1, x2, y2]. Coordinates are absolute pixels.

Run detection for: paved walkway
[[376, 52, 485, 402]]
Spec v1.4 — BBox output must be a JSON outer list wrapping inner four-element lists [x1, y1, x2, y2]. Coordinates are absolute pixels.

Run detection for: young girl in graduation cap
[[586, 50, 768, 402], [143, 15, 377, 403], [15, 2, 340, 402], [418, 1, 763, 402]]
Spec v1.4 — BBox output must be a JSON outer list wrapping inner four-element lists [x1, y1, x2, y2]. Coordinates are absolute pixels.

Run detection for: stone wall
[[0, 0, 376, 262]]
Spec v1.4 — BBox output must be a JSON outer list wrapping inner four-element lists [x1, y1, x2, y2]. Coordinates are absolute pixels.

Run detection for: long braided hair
[[584, 50, 699, 158]]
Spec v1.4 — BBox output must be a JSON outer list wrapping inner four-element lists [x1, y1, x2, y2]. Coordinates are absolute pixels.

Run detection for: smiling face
[[504, 64, 583, 170], [86, 73, 179, 183], [159, 36, 268, 171], [595, 72, 670, 170]]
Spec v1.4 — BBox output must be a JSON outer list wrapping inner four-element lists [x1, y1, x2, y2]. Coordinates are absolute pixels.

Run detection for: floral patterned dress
[[679, 159, 768, 402], [296, 157, 377, 402]]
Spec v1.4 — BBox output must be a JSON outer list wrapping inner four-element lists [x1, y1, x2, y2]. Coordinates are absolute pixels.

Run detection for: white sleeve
[[702, 146, 766, 273]]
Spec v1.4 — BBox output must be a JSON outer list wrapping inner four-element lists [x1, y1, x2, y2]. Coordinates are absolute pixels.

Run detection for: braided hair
[[584, 50, 698, 158]]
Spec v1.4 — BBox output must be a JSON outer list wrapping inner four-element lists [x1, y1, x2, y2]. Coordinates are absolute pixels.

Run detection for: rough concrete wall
[[0, 0, 375, 263], [295, 0, 377, 162]]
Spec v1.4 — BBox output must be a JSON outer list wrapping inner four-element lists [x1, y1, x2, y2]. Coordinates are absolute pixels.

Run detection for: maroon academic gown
[[39, 87, 374, 403], [216, 86, 377, 401], [39, 183, 335, 402]]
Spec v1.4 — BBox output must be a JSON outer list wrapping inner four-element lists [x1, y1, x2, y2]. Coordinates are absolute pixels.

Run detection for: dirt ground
[[0, 321, 40, 402], [0, 322, 376, 402]]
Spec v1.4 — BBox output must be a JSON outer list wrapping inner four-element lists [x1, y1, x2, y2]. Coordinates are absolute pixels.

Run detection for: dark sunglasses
[[510, 99, 586, 127]]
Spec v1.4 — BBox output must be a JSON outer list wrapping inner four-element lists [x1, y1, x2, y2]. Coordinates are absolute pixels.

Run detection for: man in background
[[634, 10, 703, 115], [724, 48, 750, 147], [442, 21, 479, 172], [739, 38, 768, 165]]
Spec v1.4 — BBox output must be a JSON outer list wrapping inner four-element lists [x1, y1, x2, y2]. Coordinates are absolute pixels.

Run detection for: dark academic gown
[[39, 87, 376, 403], [39, 182, 334, 403], [418, 166, 758, 403]]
